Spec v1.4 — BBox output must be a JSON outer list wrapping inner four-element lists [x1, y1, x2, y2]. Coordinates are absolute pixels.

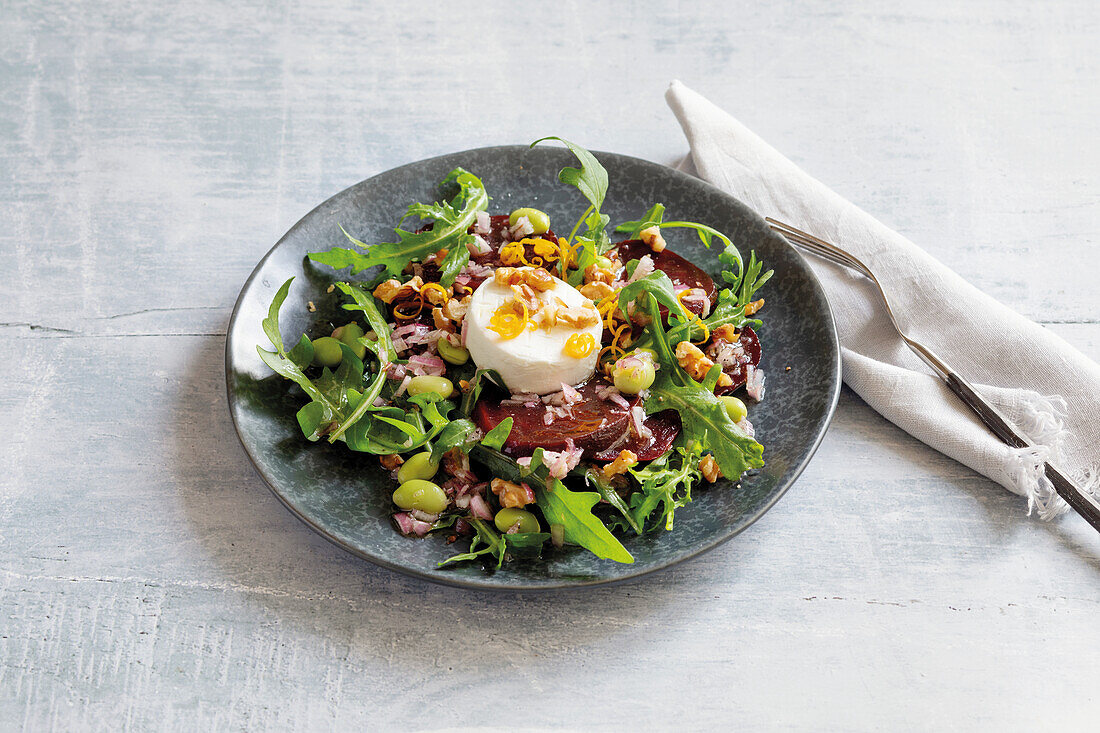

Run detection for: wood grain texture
[[1, 0, 1097, 730]]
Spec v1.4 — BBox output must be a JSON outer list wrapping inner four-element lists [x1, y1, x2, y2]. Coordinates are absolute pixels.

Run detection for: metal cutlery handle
[[767, 217, 1100, 534]]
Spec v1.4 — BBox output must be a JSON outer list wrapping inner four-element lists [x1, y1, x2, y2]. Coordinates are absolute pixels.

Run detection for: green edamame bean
[[436, 338, 469, 366], [336, 322, 367, 359], [311, 336, 343, 368], [494, 507, 540, 534], [719, 395, 747, 423], [392, 479, 448, 514], [613, 360, 656, 395], [406, 375, 454, 399], [508, 207, 551, 234], [396, 452, 440, 483]]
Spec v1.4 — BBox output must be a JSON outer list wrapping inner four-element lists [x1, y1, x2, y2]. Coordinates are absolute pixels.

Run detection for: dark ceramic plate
[[225, 145, 840, 589]]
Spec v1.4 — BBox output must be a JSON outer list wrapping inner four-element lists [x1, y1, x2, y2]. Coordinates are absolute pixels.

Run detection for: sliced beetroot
[[593, 410, 681, 462], [715, 325, 762, 394], [474, 381, 637, 455], [616, 239, 718, 311]]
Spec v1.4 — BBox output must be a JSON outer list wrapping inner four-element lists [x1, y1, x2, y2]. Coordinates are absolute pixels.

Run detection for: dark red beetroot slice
[[594, 410, 681, 462], [616, 239, 718, 316], [473, 382, 636, 455], [715, 325, 762, 394]]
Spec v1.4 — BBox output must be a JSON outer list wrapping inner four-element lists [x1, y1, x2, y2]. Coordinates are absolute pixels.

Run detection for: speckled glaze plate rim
[[225, 145, 841, 591]]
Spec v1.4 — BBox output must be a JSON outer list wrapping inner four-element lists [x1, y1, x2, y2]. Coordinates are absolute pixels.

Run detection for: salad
[[257, 138, 771, 568]]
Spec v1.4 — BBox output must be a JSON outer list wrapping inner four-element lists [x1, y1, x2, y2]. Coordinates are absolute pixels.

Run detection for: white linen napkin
[[666, 80, 1100, 518]]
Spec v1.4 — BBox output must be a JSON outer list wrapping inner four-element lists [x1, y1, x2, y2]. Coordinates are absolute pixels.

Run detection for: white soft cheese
[[466, 270, 603, 395]]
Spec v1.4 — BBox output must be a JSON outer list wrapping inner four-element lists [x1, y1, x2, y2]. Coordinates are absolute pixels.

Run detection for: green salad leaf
[[470, 445, 634, 564], [438, 517, 550, 568], [480, 417, 513, 451], [531, 137, 613, 281], [640, 294, 764, 479], [625, 446, 703, 532], [308, 168, 487, 286]]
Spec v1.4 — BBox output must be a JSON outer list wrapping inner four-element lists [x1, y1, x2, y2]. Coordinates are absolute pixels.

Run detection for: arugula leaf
[[308, 168, 488, 285], [459, 368, 505, 417], [626, 446, 703, 532], [531, 136, 608, 212], [438, 517, 549, 568], [480, 417, 513, 451], [430, 418, 478, 462], [532, 137, 613, 262], [256, 278, 342, 420], [616, 269, 692, 325], [333, 282, 397, 363], [617, 203, 666, 240], [641, 295, 764, 479], [469, 445, 634, 564], [579, 466, 641, 535]]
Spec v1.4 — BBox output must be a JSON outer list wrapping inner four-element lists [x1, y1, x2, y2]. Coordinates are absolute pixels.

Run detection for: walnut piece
[[602, 449, 639, 478], [442, 295, 470, 323], [373, 275, 424, 304], [699, 454, 721, 483], [579, 281, 614, 302], [555, 301, 600, 329], [744, 298, 764, 316], [491, 478, 533, 508], [583, 263, 615, 286], [432, 307, 453, 332], [675, 341, 733, 387], [380, 454, 404, 471], [639, 225, 667, 253]]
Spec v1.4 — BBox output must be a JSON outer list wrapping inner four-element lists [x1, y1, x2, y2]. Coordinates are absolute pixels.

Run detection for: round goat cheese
[[465, 269, 603, 395]]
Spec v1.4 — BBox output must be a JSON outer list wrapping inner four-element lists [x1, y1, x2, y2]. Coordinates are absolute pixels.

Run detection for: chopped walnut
[[530, 299, 561, 330], [432, 307, 454, 332], [523, 267, 556, 291], [699, 454, 721, 483], [602, 449, 639, 478], [510, 282, 540, 312], [491, 478, 533, 508], [380, 454, 404, 471], [442, 295, 470, 323], [555, 301, 600, 328], [639, 225, 667, 253], [579, 281, 614, 302], [676, 341, 733, 387], [712, 324, 740, 343], [422, 284, 451, 306], [373, 276, 424, 304], [443, 448, 471, 478], [307, 301, 316, 312], [584, 263, 615, 286], [494, 267, 522, 286], [744, 298, 764, 316]]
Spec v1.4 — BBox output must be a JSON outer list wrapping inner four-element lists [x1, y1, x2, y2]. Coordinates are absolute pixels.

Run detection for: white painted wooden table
[[3, 1, 1097, 729]]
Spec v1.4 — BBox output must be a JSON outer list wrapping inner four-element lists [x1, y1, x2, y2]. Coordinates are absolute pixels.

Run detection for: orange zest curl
[[419, 281, 450, 301], [488, 301, 529, 340], [562, 332, 596, 359], [393, 299, 424, 320]]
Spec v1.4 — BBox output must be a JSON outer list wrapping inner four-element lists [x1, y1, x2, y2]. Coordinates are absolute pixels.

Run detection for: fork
[[766, 217, 1100, 533]]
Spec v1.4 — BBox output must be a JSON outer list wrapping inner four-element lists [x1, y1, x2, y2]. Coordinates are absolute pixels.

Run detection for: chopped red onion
[[630, 405, 653, 440], [517, 457, 532, 468], [393, 512, 431, 537], [469, 493, 493, 520], [410, 509, 440, 523], [474, 210, 491, 235], [466, 234, 492, 256], [627, 255, 655, 284], [393, 374, 413, 398], [745, 365, 766, 401], [737, 417, 755, 437], [408, 353, 446, 377], [509, 215, 534, 239]]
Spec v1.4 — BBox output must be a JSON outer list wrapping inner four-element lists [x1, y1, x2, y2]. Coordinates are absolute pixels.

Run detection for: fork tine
[[765, 218, 872, 277]]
